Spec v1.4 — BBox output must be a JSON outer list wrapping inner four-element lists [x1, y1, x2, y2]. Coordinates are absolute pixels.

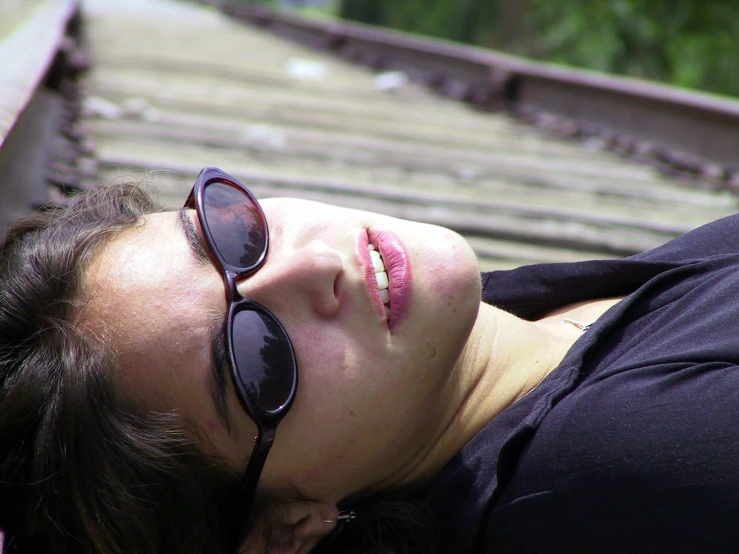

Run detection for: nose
[[235, 240, 343, 319]]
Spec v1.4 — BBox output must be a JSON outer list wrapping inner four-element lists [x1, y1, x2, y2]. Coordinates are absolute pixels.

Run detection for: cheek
[[290, 333, 371, 417], [289, 336, 435, 440], [278, 333, 392, 434]]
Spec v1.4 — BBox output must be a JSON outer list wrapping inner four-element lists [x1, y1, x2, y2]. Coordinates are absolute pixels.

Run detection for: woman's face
[[85, 197, 481, 500]]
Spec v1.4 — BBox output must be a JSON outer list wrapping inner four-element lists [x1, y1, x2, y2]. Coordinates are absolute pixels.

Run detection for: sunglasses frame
[[184, 166, 298, 515]]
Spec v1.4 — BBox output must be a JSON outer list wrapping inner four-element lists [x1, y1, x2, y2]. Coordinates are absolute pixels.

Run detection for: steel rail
[[0, 0, 94, 238], [215, 1, 739, 190], [0, 0, 78, 150]]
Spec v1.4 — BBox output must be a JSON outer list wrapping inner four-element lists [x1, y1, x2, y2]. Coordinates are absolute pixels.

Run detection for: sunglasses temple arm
[[240, 428, 276, 518]]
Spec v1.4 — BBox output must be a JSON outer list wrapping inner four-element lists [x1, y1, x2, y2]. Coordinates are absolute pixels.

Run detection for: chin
[[413, 227, 481, 343], [425, 227, 480, 297]]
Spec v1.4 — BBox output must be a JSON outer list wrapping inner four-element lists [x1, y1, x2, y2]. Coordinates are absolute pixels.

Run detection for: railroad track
[[218, 1, 739, 186], [1, 0, 738, 271], [0, 0, 96, 235]]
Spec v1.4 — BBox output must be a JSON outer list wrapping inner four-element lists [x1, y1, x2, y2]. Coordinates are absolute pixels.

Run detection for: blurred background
[[252, 0, 739, 98], [2, 0, 737, 267]]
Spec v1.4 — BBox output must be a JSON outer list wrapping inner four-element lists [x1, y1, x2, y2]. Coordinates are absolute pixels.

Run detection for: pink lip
[[359, 231, 388, 325], [368, 230, 411, 331]]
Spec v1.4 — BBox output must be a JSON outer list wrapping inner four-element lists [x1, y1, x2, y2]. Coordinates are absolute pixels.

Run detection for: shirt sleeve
[[481, 213, 739, 320]]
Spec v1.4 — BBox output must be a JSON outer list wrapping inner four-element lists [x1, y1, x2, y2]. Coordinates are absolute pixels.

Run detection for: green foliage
[[340, 0, 500, 44], [230, 0, 338, 18], [340, 0, 384, 25], [338, 0, 739, 97], [528, 0, 739, 95]]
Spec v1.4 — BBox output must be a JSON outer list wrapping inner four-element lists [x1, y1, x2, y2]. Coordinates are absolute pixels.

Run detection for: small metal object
[[337, 509, 357, 522], [322, 509, 357, 525], [562, 318, 592, 333]]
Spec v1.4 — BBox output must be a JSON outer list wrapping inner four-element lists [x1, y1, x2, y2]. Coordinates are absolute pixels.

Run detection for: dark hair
[[0, 184, 251, 553]]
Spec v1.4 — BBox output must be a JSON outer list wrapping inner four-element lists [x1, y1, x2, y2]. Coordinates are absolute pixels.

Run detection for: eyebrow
[[176, 209, 233, 435], [176, 208, 210, 267]]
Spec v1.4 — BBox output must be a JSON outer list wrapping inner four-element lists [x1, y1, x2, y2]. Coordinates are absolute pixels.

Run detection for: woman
[[1, 167, 737, 554]]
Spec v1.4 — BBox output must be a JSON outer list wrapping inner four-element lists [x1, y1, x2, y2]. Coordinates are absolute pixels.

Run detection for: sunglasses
[[184, 167, 298, 518]]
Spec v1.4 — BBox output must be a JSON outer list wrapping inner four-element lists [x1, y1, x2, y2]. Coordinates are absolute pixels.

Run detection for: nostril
[[333, 269, 343, 299]]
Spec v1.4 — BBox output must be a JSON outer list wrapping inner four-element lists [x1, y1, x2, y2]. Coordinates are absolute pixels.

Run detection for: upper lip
[[360, 230, 388, 325]]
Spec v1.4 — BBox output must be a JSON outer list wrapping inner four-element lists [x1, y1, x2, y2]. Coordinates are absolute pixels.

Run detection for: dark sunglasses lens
[[231, 309, 296, 413], [202, 182, 266, 269]]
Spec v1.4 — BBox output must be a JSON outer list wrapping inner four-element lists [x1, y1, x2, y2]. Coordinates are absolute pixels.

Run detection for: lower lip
[[368, 230, 411, 331]]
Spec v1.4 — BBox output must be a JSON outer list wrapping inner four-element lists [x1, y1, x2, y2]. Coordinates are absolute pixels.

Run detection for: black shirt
[[424, 214, 739, 553]]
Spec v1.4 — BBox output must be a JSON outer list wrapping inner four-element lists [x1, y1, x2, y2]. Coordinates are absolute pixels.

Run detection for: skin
[[83, 197, 621, 553]]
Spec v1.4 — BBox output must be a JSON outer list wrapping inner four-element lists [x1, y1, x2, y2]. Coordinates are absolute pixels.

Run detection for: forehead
[[83, 212, 223, 410]]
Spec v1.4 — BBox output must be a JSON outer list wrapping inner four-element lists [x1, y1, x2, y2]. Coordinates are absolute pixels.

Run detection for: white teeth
[[370, 250, 385, 272], [368, 244, 391, 305], [375, 271, 389, 290]]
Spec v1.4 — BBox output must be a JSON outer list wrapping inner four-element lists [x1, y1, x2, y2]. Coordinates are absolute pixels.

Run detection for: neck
[[396, 302, 581, 490]]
